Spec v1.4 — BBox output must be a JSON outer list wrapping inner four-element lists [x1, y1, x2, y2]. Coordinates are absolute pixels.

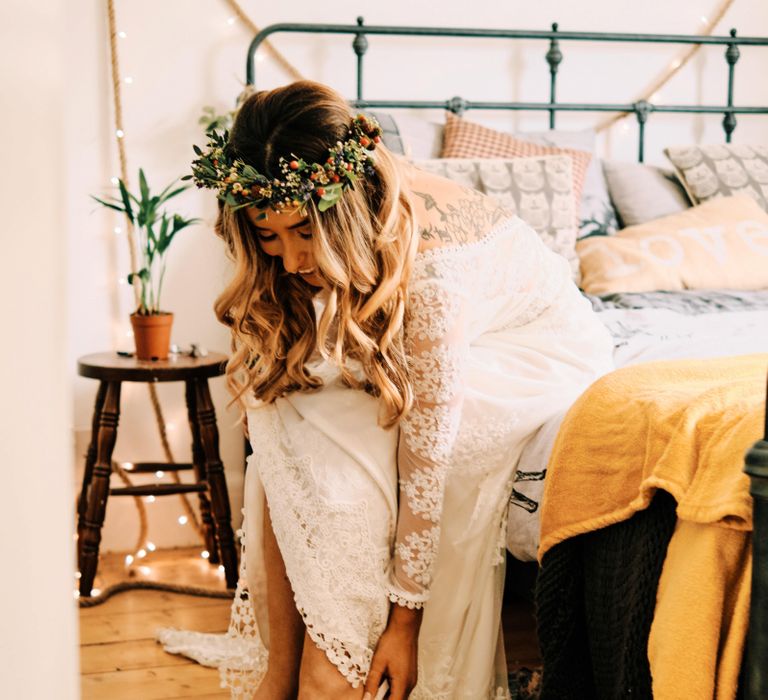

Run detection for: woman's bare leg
[[297, 629, 365, 699], [252, 497, 305, 700]]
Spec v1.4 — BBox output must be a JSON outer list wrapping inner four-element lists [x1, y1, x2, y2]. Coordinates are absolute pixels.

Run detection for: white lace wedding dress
[[157, 214, 614, 699]]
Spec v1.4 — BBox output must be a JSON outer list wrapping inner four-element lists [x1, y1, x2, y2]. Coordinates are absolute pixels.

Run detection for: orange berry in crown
[[359, 136, 370, 147], [289, 160, 299, 170], [316, 187, 326, 196], [373, 135, 381, 144], [331, 174, 340, 183]]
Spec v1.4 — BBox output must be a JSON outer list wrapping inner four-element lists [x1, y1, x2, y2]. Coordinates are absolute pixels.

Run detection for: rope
[[78, 580, 234, 608], [595, 0, 737, 132], [223, 0, 304, 82], [147, 383, 204, 537], [106, 0, 204, 569], [107, 0, 140, 304]]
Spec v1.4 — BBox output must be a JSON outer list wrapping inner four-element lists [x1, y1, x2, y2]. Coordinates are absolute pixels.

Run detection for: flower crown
[[183, 113, 383, 214]]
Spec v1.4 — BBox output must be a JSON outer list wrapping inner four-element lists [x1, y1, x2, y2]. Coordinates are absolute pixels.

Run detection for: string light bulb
[[115, 129, 125, 139], [118, 31, 127, 39], [147, 542, 156, 552], [226, 16, 236, 25], [136, 548, 147, 559], [201, 550, 210, 560], [124, 76, 134, 85], [111, 176, 120, 185], [155, 470, 165, 479], [178, 515, 188, 525], [125, 554, 134, 566], [145, 495, 155, 503]]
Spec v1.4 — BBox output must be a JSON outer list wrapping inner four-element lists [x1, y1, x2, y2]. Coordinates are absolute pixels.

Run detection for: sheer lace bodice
[[386, 214, 572, 608]]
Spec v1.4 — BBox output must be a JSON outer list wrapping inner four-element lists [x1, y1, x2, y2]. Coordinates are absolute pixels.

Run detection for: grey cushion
[[363, 110, 406, 155], [602, 160, 691, 228], [664, 144, 768, 211]]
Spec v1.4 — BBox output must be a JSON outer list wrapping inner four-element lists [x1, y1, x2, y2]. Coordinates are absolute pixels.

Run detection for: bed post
[[744, 372, 768, 700]]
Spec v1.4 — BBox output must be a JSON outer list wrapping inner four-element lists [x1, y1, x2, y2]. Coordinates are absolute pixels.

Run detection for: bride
[[181, 79, 614, 699]]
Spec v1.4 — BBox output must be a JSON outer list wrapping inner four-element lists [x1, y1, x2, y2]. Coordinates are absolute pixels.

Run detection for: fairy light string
[[595, 0, 736, 132], [223, 0, 304, 81]]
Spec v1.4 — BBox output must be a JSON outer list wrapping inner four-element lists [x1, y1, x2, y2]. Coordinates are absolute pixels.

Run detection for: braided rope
[[223, 0, 304, 82], [106, 0, 139, 299], [595, 0, 736, 132], [78, 579, 234, 608]]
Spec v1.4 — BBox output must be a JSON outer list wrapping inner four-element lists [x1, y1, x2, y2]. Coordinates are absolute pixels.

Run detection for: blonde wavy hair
[[212, 80, 420, 430]]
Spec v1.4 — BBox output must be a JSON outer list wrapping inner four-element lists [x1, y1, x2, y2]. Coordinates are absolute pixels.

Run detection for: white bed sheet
[[506, 305, 768, 561]]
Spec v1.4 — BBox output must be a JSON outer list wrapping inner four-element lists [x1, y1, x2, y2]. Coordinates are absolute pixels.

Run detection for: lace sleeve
[[385, 279, 468, 609]]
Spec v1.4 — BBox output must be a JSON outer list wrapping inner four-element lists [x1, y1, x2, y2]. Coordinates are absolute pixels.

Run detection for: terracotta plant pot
[[130, 311, 174, 361]]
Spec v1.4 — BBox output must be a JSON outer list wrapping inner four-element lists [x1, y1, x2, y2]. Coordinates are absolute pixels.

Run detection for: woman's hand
[[362, 604, 423, 700]]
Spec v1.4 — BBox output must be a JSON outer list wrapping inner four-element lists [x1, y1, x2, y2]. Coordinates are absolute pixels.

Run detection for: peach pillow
[[577, 195, 768, 294], [440, 111, 592, 229]]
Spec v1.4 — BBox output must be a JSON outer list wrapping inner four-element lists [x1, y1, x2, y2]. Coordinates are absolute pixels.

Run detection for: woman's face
[[245, 205, 325, 287]]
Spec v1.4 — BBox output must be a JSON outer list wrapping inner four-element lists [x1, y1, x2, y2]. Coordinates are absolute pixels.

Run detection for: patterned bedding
[[506, 289, 768, 561], [586, 288, 768, 314]]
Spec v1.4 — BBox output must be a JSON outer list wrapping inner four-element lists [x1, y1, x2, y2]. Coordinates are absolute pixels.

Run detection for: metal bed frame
[[244, 18, 768, 698]]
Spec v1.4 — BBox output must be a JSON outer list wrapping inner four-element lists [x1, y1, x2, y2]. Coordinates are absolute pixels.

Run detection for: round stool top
[[77, 351, 229, 382]]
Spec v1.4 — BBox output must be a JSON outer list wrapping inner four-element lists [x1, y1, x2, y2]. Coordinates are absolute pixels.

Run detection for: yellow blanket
[[539, 353, 767, 700]]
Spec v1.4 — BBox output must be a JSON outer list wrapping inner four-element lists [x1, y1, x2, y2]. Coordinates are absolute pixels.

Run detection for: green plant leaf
[[157, 185, 188, 205], [156, 214, 171, 255], [128, 267, 149, 284], [117, 180, 134, 223], [90, 195, 125, 214], [138, 168, 150, 204]]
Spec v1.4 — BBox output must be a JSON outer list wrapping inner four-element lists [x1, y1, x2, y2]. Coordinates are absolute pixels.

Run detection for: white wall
[[68, 0, 768, 551], [0, 1, 80, 697]]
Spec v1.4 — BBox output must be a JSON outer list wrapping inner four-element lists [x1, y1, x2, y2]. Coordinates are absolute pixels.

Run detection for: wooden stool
[[76, 351, 239, 596]]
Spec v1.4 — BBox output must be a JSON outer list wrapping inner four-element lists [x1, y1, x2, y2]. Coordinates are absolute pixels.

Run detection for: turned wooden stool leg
[[184, 379, 219, 563], [190, 377, 238, 588], [79, 380, 121, 596], [77, 381, 108, 569]]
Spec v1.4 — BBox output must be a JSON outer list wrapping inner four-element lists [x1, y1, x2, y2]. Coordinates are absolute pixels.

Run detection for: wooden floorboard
[[79, 547, 540, 698], [81, 665, 229, 700]]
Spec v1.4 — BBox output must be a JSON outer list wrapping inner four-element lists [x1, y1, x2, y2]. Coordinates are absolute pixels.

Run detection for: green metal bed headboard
[[245, 17, 768, 162]]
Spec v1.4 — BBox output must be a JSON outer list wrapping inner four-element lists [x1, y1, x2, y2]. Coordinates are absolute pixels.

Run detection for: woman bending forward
[[194, 80, 614, 699]]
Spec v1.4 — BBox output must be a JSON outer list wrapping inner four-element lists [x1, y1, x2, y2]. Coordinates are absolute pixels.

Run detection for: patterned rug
[[508, 667, 542, 699]]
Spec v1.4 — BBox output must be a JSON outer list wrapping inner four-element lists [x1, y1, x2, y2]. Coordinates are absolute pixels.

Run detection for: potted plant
[[92, 169, 199, 360]]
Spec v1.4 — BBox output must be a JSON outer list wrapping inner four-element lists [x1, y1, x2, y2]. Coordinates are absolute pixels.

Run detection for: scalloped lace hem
[[385, 589, 428, 610]]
